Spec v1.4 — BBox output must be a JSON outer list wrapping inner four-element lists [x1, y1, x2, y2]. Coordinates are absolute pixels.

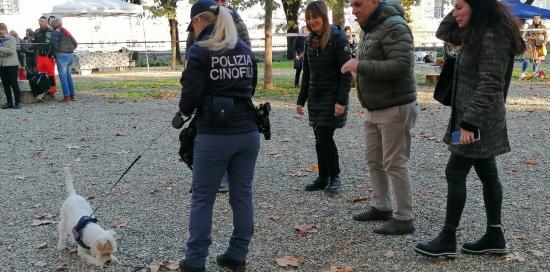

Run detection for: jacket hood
[[360, 1, 405, 31]]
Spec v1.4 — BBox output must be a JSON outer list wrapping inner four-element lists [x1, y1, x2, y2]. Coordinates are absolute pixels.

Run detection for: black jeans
[[0, 66, 21, 105], [314, 126, 340, 179], [444, 153, 502, 229], [294, 67, 302, 87]]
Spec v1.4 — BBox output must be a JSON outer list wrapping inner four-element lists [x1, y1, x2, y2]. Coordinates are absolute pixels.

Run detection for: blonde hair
[[0, 23, 7, 31], [305, 1, 331, 50], [50, 17, 63, 28], [196, 6, 238, 51]]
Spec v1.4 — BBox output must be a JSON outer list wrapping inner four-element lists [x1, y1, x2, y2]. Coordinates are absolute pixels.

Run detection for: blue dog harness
[[72, 216, 98, 249]]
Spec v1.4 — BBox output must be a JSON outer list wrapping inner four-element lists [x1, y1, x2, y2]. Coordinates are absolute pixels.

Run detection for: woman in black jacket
[[292, 26, 308, 87], [296, 0, 352, 192], [414, 0, 525, 258]]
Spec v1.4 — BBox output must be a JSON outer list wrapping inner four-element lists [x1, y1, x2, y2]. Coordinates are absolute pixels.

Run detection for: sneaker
[[178, 259, 205, 272], [305, 177, 329, 191], [373, 218, 415, 235], [519, 72, 525, 80], [60, 96, 71, 102], [325, 175, 341, 192], [461, 226, 508, 256], [216, 253, 246, 272], [1, 103, 13, 109], [352, 207, 392, 222], [413, 227, 458, 258]]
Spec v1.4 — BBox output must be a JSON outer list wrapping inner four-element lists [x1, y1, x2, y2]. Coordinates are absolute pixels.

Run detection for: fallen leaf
[[114, 131, 128, 136], [524, 159, 538, 165], [32, 219, 53, 226], [68, 246, 78, 253], [502, 252, 526, 262], [529, 250, 545, 257], [275, 256, 300, 267], [108, 223, 126, 229], [347, 195, 369, 203], [87, 196, 95, 201], [55, 263, 69, 271], [270, 215, 280, 221], [65, 144, 80, 150], [295, 224, 318, 236], [36, 242, 48, 249], [512, 233, 527, 240], [323, 266, 357, 272], [267, 150, 281, 156], [355, 183, 370, 189], [164, 260, 179, 271], [35, 212, 55, 220], [80, 137, 91, 142], [310, 164, 319, 173], [33, 150, 48, 160], [383, 250, 396, 259], [149, 261, 163, 272], [290, 171, 309, 177]]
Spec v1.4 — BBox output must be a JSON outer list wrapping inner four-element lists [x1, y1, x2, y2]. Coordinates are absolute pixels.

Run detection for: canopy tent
[[501, 0, 550, 20], [48, 0, 143, 17]]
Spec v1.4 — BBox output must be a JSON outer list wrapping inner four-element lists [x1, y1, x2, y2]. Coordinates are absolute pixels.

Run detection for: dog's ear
[[107, 229, 117, 238]]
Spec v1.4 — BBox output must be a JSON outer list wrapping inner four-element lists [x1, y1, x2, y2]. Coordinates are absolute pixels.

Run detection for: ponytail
[[197, 6, 238, 51]]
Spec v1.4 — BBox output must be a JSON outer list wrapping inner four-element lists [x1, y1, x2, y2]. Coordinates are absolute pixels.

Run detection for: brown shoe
[[70, 95, 76, 101], [60, 96, 71, 102]]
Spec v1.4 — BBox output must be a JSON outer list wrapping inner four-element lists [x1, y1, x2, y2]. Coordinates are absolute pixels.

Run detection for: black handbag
[[433, 55, 455, 106], [178, 116, 197, 170], [293, 59, 302, 70]]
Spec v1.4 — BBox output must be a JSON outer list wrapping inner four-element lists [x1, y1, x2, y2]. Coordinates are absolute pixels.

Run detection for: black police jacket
[[33, 27, 53, 57], [179, 24, 258, 135]]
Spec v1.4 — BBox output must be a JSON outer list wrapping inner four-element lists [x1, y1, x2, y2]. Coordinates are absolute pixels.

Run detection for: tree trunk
[[282, 0, 301, 60], [264, 0, 273, 90], [175, 23, 183, 65], [331, 0, 345, 27], [169, 18, 179, 70]]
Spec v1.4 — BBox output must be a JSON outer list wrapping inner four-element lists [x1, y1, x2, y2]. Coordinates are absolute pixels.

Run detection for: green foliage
[[145, 0, 178, 19]]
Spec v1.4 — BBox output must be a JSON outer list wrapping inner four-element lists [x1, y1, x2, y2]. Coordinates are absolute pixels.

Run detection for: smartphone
[[451, 129, 480, 145]]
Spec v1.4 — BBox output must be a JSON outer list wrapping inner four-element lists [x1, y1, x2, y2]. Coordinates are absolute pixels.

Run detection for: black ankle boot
[[305, 177, 329, 191], [325, 175, 341, 192], [179, 259, 205, 272], [414, 226, 458, 258], [1, 103, 13, 109], [461, 226, 508, 255], [216, 253, 246, 272]]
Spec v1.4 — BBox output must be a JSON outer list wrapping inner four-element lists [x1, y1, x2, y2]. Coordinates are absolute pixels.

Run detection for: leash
[[90, 126, 169, 217]]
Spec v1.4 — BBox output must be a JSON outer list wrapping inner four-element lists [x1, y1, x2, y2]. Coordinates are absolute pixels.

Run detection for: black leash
[[91, 126, 168, 217]]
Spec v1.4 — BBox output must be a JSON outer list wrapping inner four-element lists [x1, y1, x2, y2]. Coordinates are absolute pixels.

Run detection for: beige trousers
[[364, 101, 418, 220]]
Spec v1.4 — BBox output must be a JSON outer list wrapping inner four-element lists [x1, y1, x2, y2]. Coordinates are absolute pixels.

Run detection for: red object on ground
[[36, 55, 57, 95]]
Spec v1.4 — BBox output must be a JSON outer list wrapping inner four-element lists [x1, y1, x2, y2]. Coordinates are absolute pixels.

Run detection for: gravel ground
[[0, 74, 548, 272]]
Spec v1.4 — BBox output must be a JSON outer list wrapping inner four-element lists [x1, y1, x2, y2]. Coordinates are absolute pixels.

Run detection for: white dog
[[57, 167, 117, 266]]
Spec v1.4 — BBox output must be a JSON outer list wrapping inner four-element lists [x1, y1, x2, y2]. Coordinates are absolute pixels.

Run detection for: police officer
[[178, 1, 259, 271], [33, 16, 57, 98]]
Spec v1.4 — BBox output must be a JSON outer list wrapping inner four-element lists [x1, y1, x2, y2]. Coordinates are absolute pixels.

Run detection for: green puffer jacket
[[355, 2, 416, 111]]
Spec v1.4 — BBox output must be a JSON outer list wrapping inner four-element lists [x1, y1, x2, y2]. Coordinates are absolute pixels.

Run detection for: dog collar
[[72, 216, 98, 249]]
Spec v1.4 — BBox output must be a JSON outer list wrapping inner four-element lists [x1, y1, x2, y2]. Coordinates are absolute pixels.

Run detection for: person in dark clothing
[[0, 23, 22, 109], [296, 1, 352, 193], [292, 26, 308, 87], [185, 0, 251, 193], [177, 1, 259, 272], [22, 28, 35, 74], [34, 16, 57, 98], [413, 0, 525, 258]]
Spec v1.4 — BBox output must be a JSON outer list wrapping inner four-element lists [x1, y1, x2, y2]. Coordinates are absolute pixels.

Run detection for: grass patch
[[75, 80, 179, 90], [255, 77, 300, 100], [257, 60, 294, 70]]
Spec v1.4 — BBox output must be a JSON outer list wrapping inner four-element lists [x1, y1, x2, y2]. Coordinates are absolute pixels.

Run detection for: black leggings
[[314, 126, 340, 179], [444, 153, 502, 228], [0, 66, 21, 105]]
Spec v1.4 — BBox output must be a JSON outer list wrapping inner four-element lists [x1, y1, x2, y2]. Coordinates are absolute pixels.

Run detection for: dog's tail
[[63, 167, 76, 195]]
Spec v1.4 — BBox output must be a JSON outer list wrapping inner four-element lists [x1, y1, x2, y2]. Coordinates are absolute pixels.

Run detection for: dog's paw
[[109, 255, 118, 263]]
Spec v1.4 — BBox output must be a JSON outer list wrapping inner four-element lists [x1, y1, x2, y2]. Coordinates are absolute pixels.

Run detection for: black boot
[[179, 259, 205, 272], [373, 218, 415, 235], [305, 177, 329, 191], [414, 226, 458, 258], [352, 206, 392, 222], [325, 175, 341, 192], [461, 226, 508, 255], [13, 103, 21, 109], [1, 103, 13, 109], [216, 253, 246, 272]]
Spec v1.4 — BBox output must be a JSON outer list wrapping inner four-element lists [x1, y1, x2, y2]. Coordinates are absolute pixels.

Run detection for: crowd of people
[[0, 15, 77, 109], [177, 0, 527, 271]]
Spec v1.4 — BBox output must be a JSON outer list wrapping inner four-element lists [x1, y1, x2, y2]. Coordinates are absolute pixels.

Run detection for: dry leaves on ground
[[290, 171, 310, 177], [80, 137, 91, 142], [114, 131, 128, 137], [108, 223, 127, 229], [275, 256, 300, 268], [347, 195, 369, 203], [55, 263, 69, 271], [524, 159, 538, 165], [149, 260, 179, 272], [36, 242, 48, 249], [323, 266, 357, 272], [33, 150, 48, 160], [383, 250, 396, 259], [295, 224, 318, 236], [502, 252, 526, 262], [35, 212, 55, 220], [529, 249, 545, 257], [32, 220, 53, 227]]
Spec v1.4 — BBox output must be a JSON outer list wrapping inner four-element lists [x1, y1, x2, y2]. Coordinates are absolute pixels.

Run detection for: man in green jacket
[[341, 0, 418, 235]]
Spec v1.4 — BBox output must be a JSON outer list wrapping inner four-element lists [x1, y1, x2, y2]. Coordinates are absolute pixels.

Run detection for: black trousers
[[314, 126, 340, 179], [0, 66, 21, 105], [294, 67, 302, 87], [444, 153, 502, 229], [25, 53, 36, 74]]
